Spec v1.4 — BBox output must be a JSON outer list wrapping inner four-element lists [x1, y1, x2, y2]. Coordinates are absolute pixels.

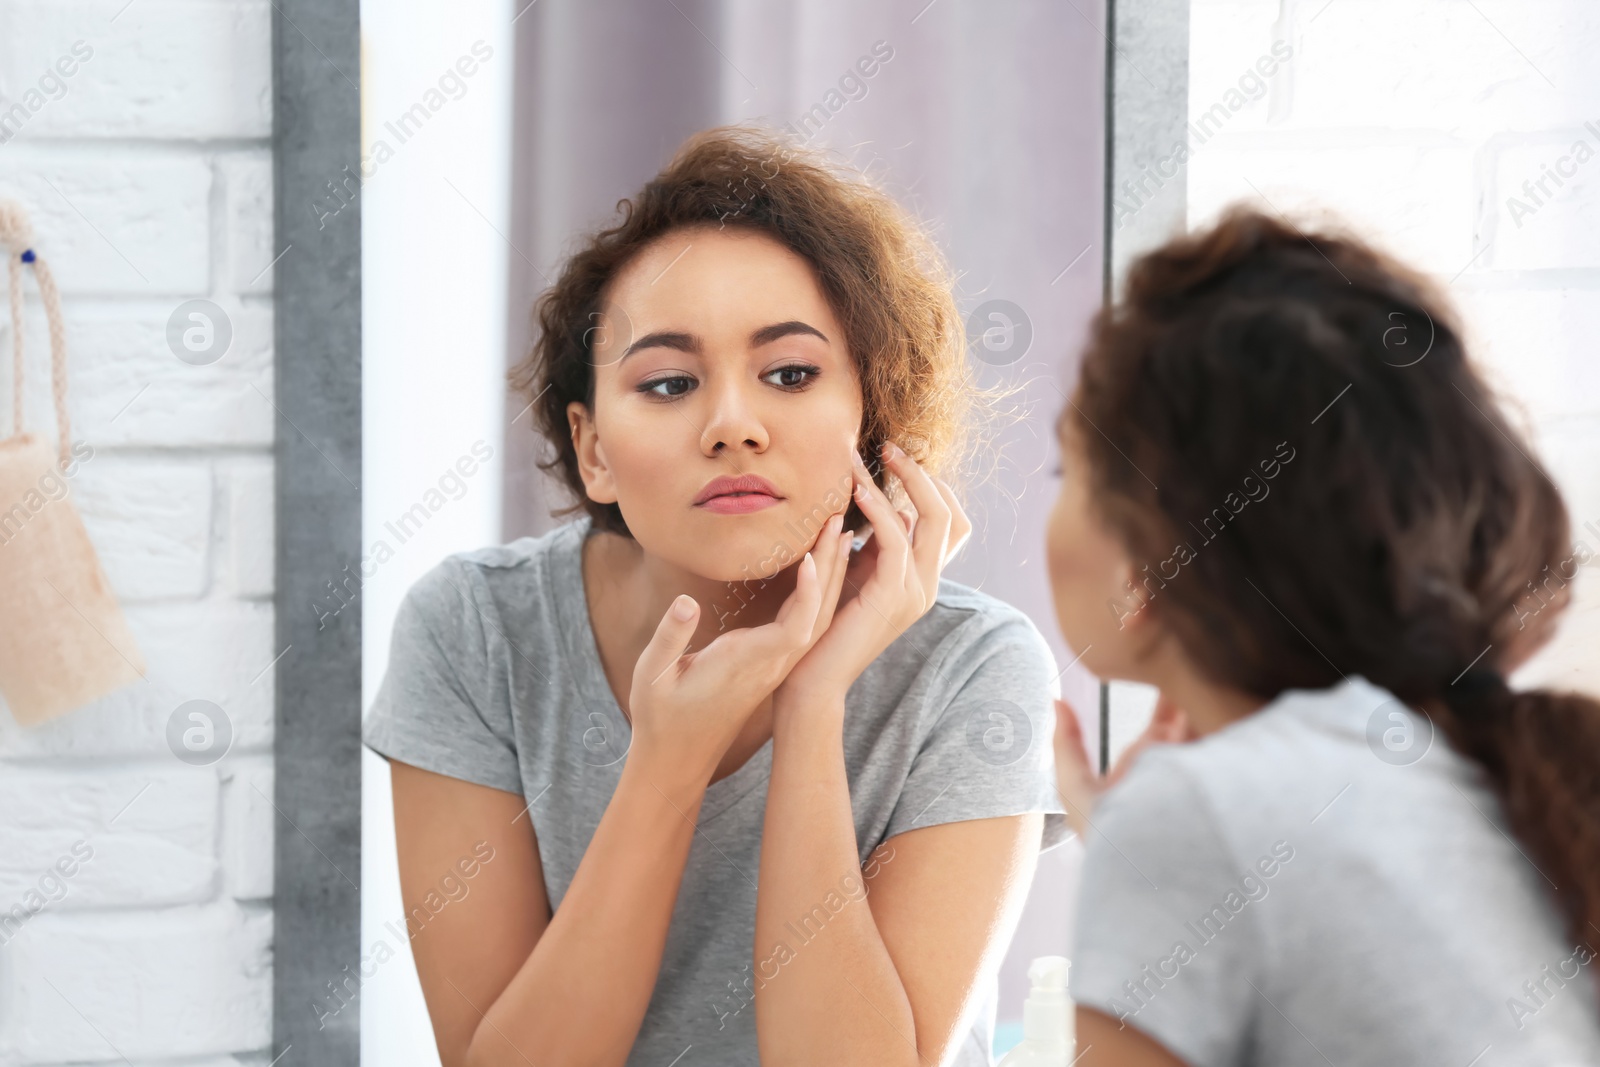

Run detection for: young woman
[[362, 126, 1070, 1067], [1048, 205, 1600, 1065]]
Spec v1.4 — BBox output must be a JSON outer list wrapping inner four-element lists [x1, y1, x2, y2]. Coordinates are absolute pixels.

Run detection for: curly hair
[[508, 124, 978, 538], [1067, 202, 1600, 1001]]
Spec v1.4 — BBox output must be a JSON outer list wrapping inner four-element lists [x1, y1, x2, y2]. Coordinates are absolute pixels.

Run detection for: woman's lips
[[696, 492, 782, 515]]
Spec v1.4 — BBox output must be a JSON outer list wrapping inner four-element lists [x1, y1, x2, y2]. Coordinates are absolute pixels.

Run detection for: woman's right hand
[[624, 511, 855, 788]]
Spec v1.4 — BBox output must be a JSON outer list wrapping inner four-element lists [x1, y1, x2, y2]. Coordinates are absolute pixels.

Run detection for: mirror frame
[[1099, 0, 1190, 771], [272, 2, 362, 1063]]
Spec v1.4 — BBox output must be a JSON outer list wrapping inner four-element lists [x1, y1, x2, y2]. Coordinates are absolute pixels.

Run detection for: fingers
[[637, 594, 700, 687], [929, 475, 972, 565], [823, 519, 853, 621], [850, 446, 910, 581], [807, 511, 853, 640], [802, 512, 846, 637], [770, 550, 823, 650], [1054, 698, 1092, 772], [880, 442, 953, 586]]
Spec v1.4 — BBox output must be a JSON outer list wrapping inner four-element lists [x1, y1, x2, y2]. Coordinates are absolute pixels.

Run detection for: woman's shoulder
[[402, 520, 587, 613], [1099, 675, 1512, 861], [447, 518, 587, 576], [866, 576, 1057, 695], [921, 575, 1051, 647]]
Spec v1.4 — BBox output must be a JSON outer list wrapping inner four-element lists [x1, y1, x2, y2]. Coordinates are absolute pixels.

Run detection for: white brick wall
[[0, 1, 275, 1063], [1189, 0, 1600, 696]]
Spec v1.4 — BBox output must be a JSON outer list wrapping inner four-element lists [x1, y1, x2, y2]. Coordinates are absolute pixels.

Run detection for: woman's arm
[[755, 687, 1043, 1065], [396, 545, 839, 1067], [1076, 1005, 1192, 1066], [463, 755, 710, 1067], [390, 756, 708, 1067], [389, 760, 549, 1067]]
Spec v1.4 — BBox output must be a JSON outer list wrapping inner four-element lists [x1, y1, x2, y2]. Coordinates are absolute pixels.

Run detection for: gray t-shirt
[[1071, 675, 1600, 1067], [363, 516, 1071, 1065]]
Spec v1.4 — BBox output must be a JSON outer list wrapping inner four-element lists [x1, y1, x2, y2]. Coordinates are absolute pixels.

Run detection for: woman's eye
[[763, 364, 819, 389], [640, 376, 695, 398]]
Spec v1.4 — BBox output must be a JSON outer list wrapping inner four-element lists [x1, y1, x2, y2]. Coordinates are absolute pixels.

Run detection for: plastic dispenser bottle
[[996, 956, 1074, 1066]]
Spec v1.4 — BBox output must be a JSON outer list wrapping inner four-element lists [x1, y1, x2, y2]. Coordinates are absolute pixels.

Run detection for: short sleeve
[[881, 607, 1071, 852], [362, 557, 524, 795], [1070, 752, 1259, 1067]]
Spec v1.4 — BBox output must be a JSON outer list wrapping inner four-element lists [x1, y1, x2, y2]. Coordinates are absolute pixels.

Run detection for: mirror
[[357, 2, 1107, 1064]]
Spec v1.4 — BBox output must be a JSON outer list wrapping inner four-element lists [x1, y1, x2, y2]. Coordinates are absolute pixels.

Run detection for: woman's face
[[1045, 417, 1154, 682], [570, 225, 864, 583]]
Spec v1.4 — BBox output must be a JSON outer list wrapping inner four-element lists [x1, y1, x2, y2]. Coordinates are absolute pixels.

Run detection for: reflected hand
[[1054, 693, 1195, 840]]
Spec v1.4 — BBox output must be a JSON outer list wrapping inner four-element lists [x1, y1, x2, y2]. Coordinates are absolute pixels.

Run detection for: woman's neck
[[1139, 639, 1271, 738], [582, 530, 796, 774], [583, 530, 801, 675]]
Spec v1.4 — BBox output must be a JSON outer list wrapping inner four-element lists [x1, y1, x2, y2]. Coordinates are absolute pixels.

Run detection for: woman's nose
[[697, 377, 770, 457]]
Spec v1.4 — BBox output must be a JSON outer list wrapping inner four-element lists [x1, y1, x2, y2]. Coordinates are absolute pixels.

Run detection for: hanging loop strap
[[0, 199, 73, 467]]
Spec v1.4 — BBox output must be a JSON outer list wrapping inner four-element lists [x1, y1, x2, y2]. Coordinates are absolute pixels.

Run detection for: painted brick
[[1487, 134, 1600, 272], [0, 1, 271, 140], [1, 299, 274, 450], [220, 757, 274, 900], [1283, 0, 1600, 134], [1457, 283, 1600, 422], [0, 766, 217, 913], [0, 145, 211, 295], [1188, 137, 1478, 272], [219, 151, 276, 296], [224, 458, 275, 599], [0, 902, 271, 1061], [72, 455, 213, 601]]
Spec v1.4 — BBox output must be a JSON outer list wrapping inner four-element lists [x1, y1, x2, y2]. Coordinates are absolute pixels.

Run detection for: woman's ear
[[1114, 559, 1174, 665], [567, 400, 618, 505]]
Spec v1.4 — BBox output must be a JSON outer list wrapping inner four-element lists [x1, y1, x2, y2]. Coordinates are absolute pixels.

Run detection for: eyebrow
[[620, 320, 829, 362]]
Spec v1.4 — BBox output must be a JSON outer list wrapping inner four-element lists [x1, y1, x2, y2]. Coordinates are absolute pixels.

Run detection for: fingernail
[[851, 446, 866, 468], [671, 595, 695, 620], [884, 441, 903, 461]]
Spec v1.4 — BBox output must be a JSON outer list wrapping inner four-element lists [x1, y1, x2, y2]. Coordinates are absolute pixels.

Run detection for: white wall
[[1184, 0, 1600, 694], [358, 3, 513, 1065], [0, 1, 276, 1062]]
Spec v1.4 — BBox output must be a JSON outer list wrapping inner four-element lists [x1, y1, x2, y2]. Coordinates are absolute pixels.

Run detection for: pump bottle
[[996, 956, 1074, 1066]]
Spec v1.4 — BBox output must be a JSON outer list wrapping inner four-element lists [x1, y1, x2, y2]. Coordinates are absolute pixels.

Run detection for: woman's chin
[[686, 517, 826, 579]]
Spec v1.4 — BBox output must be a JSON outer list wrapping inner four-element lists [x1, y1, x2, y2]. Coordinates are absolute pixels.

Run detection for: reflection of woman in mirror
[[1049, 206, 1600, 1064], [363, 126, 1070, 1066]]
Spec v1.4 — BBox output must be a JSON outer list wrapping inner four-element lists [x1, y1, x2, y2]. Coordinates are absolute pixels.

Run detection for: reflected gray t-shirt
[[1071, 675, 1600, 1067], [363, 516, 1070, 1066]]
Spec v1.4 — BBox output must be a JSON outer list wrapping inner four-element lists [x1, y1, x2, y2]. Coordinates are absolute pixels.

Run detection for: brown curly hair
[[1067, 202, 1600, 1000], [509, 124, 977, 538]]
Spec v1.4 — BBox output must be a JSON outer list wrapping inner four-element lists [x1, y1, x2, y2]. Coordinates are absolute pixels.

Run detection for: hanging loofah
[[0, 197, 145, 727]]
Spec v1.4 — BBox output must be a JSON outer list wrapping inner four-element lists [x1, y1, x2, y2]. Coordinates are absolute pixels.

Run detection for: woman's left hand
[[776, 441, 973, 709], [1054, 694, 1195, 840]]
